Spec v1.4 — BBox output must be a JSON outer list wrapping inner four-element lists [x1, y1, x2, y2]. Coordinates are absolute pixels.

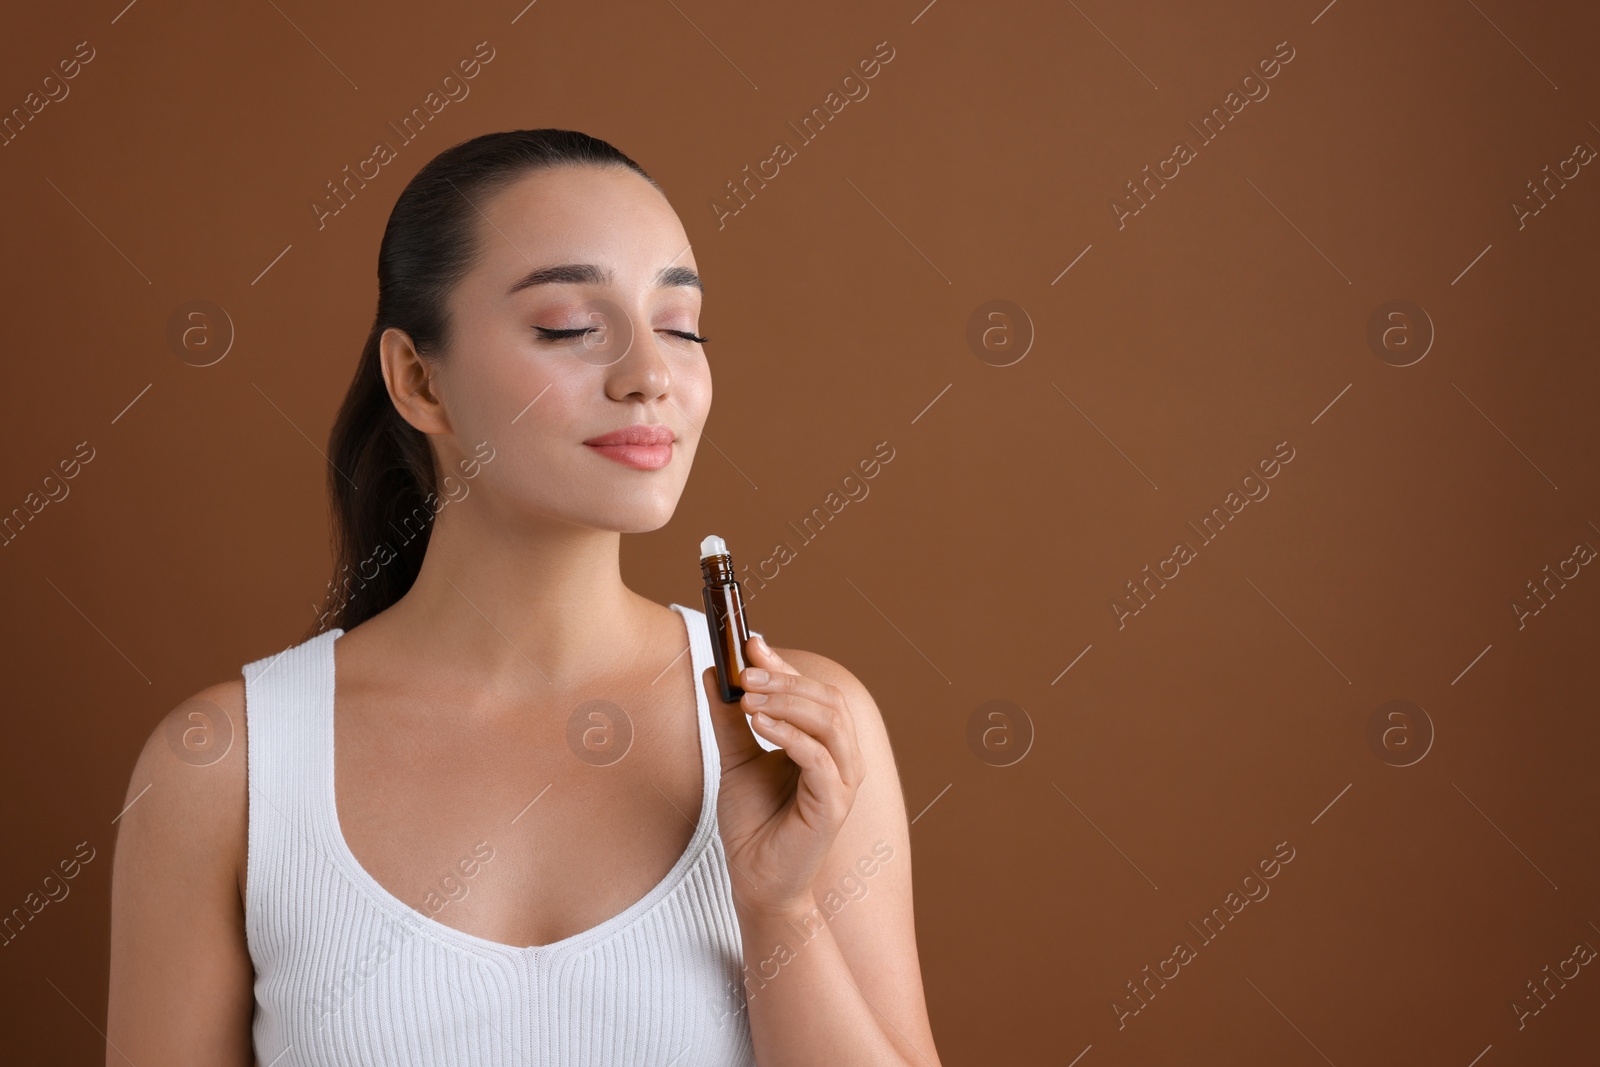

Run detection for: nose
[[601, 311, 671, 402]]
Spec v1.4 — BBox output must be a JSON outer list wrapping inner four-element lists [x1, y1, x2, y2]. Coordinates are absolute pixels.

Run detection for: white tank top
[[242, 602, 777, 1065]]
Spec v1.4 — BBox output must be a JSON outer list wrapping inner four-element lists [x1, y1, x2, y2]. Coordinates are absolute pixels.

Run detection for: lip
[[583, 424, 676, 447], [583, 424, 675, 471]]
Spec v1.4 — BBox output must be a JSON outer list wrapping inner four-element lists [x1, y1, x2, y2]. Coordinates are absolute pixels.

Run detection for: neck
[[374, 496, 665, 697]]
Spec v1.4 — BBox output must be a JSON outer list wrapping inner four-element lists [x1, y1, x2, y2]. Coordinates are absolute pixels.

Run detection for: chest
[[345, 683, 708, 950]]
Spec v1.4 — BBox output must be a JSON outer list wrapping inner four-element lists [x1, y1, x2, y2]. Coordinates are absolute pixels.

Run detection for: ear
[[379, 326, 452, 435]]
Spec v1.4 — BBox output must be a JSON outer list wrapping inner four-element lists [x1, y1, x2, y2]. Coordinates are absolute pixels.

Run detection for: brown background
[[2, 0, 1597, 1063]]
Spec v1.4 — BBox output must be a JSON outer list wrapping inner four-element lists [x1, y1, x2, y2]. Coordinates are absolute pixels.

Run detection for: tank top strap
[[668, 603, 713, 804], [242, 628, 345, 857], [671, 603, 784, 762]]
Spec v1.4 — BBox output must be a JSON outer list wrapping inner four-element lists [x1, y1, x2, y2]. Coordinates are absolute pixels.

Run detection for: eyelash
[[534, 326, 709, 344]]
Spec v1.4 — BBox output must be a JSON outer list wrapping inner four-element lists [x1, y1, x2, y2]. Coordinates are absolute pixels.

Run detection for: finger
[[739, 634, 839, 715], [737, 644, 864, 789], [738, 679, 840, 745], [744, 687, 863, 793], [745, 708, 849, 812], [741, 632, 798, 680], [702, 664, 766, 771], [737, 660, 840, 722]]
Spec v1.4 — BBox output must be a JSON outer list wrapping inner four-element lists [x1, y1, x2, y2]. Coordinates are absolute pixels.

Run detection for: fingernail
[[745, 691, 767, 706], [743, 668, 768, 685]]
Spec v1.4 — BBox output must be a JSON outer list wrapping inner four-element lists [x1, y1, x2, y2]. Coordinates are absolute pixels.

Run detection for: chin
[[611, 515, 675, 535], [592, 497, 680, 534]]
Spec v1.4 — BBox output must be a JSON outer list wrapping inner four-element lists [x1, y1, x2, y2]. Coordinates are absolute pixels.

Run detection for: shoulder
[[108, 678, 258, 1055], [120, 678, 250, 901]]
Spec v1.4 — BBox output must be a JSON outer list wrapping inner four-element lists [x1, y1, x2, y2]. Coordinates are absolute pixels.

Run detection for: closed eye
[[534, 326, 708, 344]]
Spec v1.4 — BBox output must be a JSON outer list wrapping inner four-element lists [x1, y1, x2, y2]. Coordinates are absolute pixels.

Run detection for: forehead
[[470, 165, 696, 291]]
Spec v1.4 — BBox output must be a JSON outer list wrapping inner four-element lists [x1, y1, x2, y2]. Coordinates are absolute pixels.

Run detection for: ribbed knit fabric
[[241, 602, 776, 1066]]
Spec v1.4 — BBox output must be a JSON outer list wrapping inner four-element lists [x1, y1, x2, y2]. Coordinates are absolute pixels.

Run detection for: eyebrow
[[506, 262, 703, 296]]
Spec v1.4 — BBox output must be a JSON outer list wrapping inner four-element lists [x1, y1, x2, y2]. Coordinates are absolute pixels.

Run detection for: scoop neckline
[[318, 602, 718, 959]]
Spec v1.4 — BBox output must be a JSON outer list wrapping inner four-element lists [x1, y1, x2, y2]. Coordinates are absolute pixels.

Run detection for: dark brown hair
[[307, 129, 660, 640]]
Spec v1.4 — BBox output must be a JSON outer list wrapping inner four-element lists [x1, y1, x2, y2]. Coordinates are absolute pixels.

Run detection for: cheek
[[445, 342, 571, 438], [675, 357, 713, 422], [469, 374, 595, 494]]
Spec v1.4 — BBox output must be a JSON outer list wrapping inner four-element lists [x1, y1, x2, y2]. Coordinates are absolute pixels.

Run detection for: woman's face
[[394, 164, 711, 535]]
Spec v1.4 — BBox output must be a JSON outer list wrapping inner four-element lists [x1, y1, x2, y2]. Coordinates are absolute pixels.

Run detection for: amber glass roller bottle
[[699, 534, 752, 704]]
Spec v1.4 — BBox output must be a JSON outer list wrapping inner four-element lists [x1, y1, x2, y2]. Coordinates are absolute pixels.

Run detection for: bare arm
[[738, 648, 942, 1067], [106, 680, 256, 1065]]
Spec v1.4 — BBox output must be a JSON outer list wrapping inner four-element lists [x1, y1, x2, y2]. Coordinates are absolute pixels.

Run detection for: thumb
[[702, 664, 764, 771]]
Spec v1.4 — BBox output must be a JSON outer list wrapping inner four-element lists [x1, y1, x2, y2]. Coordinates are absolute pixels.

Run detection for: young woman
[[106, 129, 941, 1066]]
